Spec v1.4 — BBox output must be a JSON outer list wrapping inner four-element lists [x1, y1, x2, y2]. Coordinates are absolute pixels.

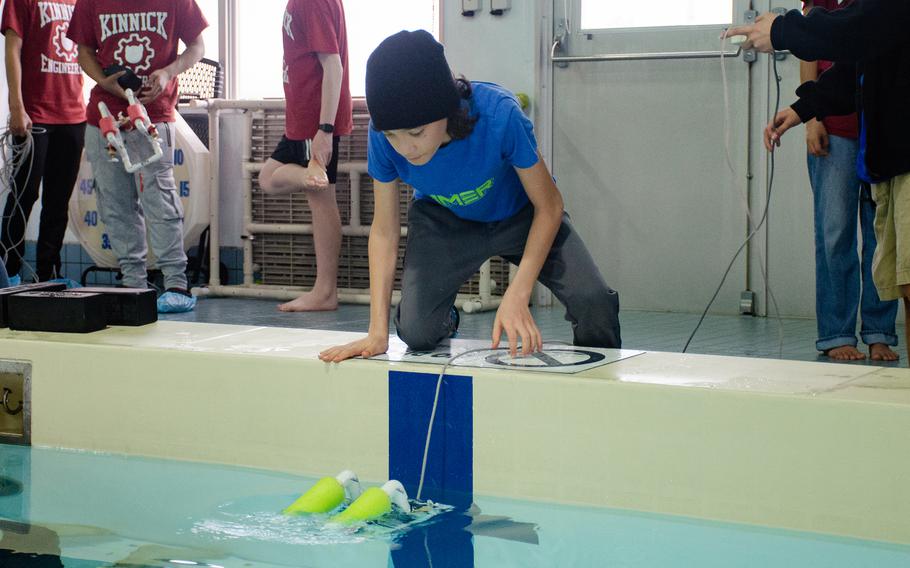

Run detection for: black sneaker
[[449, 306, 460, 338]]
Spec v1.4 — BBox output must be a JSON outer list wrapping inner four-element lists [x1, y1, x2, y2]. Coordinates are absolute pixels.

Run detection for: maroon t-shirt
[[67, 0, 207, 126], [1, 0, 86, 124], [803, 0, 858, 139], [282, 0, 352, 140]]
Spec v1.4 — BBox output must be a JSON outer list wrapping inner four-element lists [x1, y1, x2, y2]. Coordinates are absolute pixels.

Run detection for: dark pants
[[1, 122, 86, 281], [395, 199, 621, 350]]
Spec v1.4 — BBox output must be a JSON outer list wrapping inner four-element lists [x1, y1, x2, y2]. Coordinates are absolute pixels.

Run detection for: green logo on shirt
[[429, 178, 493, 207]]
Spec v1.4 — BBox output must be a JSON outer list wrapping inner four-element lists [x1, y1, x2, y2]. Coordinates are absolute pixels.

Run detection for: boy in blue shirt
[[319, 31, 620, 361]]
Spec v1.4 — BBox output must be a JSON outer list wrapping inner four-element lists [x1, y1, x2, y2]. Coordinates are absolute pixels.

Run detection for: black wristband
[[318, 123, 335, 133]]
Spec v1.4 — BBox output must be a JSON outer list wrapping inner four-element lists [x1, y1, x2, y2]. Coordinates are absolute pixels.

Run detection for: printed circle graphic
[[483, 349, 606, 368]]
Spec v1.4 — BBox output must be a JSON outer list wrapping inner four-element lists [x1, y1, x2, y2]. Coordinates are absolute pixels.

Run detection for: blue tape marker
[[389, 370, 473, 509]]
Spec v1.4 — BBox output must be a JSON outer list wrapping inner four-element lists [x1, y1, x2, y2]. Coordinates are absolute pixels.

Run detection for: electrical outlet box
[[490, 0, 511, 15], [0, 360, 30, 446], [462, 0, 480, 16], [740, 290, 756, 315]]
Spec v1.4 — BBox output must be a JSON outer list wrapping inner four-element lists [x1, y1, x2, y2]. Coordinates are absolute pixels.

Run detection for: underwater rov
[[283, 470, 362, 515], [330, 480, 412, 525], [284, 474, 413, 525], [98, 89, 163, 173]]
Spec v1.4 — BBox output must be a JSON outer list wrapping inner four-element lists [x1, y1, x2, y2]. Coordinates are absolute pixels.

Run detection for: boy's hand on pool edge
[[492, 290, 543, 358], [319, 334, 389, 363]]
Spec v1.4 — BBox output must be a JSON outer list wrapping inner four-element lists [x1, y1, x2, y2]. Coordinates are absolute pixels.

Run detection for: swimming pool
[[2, 444, 909, 567]]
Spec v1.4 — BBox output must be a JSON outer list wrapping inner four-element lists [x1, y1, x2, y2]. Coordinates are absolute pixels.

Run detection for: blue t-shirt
[[367, 82, 539, 222]]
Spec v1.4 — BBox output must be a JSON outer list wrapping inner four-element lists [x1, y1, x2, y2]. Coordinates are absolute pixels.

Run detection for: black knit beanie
[[366, 30, 461, 131]]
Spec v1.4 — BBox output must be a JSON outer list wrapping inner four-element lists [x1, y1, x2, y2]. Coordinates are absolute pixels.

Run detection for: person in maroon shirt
[[258, 0, 352, 313], [68, 0, 206, 312], [1, 0, 86, 284], [801, 0, 898, 362]]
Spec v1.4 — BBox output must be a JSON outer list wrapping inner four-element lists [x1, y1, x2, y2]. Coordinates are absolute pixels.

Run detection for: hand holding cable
[[726, 13, 781, 53], [764, 107, 802, 151], [8, 106, 31, 137]]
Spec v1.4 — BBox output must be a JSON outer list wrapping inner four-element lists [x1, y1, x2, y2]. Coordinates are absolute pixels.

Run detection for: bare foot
[[869, 343, 899, 362], [299, 162, 329, 190], [277, 291, 338, 312], [824, 345, 866, 361]]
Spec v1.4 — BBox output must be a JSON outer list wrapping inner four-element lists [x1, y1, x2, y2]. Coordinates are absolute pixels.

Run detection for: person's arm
[[76, 44, 127, 100], [772, 0, 910, 62], [491, 154, 563, 357], [319, 179, 401, 362], [140, 33, 204, 104], [729, 1, 910, 61], [800, 1, 828, 157], [4, 30, 30, 136], [311, 52, 343, 168], [764, 61, 857, 151], [793, 60, 857, 122]]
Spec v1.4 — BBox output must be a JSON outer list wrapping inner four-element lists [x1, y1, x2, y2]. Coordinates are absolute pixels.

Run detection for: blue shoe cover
[[8, 275, 21, 287], [157, 291, 197, 313], [49, 278, 82, 289]]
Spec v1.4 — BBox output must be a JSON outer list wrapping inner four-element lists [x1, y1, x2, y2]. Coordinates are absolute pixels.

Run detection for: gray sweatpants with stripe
[[395, 199, 621, 350], [84, 123, 187, 290]]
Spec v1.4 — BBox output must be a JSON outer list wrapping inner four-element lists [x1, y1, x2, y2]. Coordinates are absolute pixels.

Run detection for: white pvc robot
[[98, 88, 163, 173]]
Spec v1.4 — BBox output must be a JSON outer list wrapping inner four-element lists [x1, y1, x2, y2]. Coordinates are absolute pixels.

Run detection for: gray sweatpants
[[84, 123, 187, 290], [395, 199, 621, 350]]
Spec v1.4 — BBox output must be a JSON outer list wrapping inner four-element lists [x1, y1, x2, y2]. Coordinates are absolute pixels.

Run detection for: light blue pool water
[[1, 444, 909, 567]]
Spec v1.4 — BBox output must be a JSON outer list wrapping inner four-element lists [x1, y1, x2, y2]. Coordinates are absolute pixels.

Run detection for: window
[[580, 0, 732, 30], [195, 0, 220, 61], [236, 0, 285, 99], [344, 0, 437, 97], [236, 0, 438, 99]]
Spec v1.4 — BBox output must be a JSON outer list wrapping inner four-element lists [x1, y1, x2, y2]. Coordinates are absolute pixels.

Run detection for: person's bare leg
[[259, 158, 326, 195], [278, 183, 341, 312]]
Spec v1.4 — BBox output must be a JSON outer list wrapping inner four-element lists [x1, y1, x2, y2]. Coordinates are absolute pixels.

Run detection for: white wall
[[441, 1, 538, 100]]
